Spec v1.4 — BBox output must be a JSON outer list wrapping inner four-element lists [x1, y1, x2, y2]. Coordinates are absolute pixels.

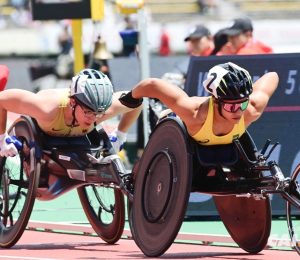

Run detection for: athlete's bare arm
[[244, 72, 279, 125], [132, 78, 202, 122], [0, 89, 59, 133]]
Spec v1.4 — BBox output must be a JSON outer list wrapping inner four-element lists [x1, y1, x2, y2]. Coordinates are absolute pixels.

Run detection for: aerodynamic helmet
[[70, 69, 113, 112], [203, 62, 253, 100]]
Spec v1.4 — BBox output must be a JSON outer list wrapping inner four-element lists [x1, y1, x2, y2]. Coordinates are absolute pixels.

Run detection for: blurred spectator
[[210, 28, 234, 56], [174, 24, 214, 78], [184, 24, 214, 56], [159, 27, 171, 56], [197, 0, 218, 15], [120, 16, 138, 57], [55, 24, 73, 79], [58, 24, 72, 55], [221, 17, 273, 55]]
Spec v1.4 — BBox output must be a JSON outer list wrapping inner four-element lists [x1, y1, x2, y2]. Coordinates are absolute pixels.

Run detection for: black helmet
[[203, 62, 253, 100], [70, 69, 113, 112]]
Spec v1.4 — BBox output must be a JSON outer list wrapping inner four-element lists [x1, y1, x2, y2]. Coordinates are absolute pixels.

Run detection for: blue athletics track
[[3, 112, 299, 260]]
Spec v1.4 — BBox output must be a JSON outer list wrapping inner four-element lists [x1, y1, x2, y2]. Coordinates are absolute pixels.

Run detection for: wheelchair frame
[[0, 115, 132, 247], [130, 115, 300, 257]]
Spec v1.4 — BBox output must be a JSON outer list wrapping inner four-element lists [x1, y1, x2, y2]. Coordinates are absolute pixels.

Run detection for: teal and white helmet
[[70, 69, 113, 112]]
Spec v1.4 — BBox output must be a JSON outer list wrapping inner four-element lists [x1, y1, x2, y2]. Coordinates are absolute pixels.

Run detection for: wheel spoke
[[77, 185, 125, 244]]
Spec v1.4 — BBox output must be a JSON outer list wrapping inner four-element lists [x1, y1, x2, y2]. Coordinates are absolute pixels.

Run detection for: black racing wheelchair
[[129, 114, 300, 257], [1, 113, 300, 258], [0, 115, 133, 248]]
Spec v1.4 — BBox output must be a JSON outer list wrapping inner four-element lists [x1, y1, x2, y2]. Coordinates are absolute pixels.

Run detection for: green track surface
[[30, 190, 291, 241]]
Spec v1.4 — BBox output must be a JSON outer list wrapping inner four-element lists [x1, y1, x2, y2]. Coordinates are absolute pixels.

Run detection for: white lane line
[[0, 256, 61, 260]]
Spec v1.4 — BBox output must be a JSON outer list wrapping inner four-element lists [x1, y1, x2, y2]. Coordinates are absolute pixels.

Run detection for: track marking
[[0, 256, 61, 260]]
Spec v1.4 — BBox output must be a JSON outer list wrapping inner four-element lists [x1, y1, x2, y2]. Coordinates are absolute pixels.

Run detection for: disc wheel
[[77, 185, 125, 244], [0, 117, 40, 248], [131, 118, 193, 257], [287, 163, 300, 255], [214, 195, 271, 253]]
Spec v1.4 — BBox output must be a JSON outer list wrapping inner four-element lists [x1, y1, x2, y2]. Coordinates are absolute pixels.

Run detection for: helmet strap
[[212, 97, 226, 119], [217, 101, 226, 119], [70, 103, 78, 128]]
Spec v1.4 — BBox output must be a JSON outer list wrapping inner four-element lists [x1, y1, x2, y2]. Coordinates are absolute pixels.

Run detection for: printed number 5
[[285, 70, 297, 95]]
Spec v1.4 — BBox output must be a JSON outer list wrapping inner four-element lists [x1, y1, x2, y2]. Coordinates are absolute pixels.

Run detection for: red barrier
[[0, 65, 9, 91]]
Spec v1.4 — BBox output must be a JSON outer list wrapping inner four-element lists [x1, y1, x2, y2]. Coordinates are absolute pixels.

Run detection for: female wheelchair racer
[[0, 68, 142, 248], [120, 62, 300, 257]]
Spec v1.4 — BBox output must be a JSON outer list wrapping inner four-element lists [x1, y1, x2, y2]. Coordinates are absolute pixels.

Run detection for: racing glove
[[119, 91, 143, 108], [0, 133, 18, 157], [109, 130, 127, 152]]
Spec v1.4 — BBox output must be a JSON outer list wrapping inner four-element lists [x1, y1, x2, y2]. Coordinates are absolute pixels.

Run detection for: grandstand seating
[[108, 0, 300, 21], [1, 0, 300, 24], [144, 0, 200, 15], [228, 0, 300, 19], [107, 0, 201, 22]]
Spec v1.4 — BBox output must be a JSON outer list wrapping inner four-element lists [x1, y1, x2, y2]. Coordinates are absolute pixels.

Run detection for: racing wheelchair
[[0, 115, 133, 248], [129, 114, 300, 257]]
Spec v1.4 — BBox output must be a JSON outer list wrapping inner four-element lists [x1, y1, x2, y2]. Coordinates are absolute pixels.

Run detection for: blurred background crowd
[[1, 0, 300, 56], [1, 0, 299, 88]]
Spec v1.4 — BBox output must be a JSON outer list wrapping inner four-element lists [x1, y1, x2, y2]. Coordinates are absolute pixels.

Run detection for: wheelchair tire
[[127, 162, 138, 242], [77, 185, 125, 244], [131, 118, 193, 257], [0, 117, 40, 248], [286, 163, 300, 255]]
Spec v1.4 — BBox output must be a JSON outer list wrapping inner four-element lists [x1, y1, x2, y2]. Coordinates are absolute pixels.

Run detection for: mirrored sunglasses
[[222, 99, 249, 113]]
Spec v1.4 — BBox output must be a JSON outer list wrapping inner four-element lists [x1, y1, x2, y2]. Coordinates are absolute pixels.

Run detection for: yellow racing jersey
[[191, 97, 245, 145], [37, 88, 94, 137]]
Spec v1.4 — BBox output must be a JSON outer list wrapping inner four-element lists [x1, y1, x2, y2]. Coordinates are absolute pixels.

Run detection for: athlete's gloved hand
[[109, 130, 127, 152], [0, 133, 18, 157], [119, 91, 143, 108], [87, 153, 104, 164]]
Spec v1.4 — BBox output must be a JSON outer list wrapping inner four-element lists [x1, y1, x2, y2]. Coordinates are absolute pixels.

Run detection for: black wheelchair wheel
[[213, 131, 271, 254], [0, 117, 40, 248], [127, 161, 139, 242], [287, 163, 300, 255], [77, 185, 125, 244], [131, 118, 193, 257], [127, 197, 135, 239]]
